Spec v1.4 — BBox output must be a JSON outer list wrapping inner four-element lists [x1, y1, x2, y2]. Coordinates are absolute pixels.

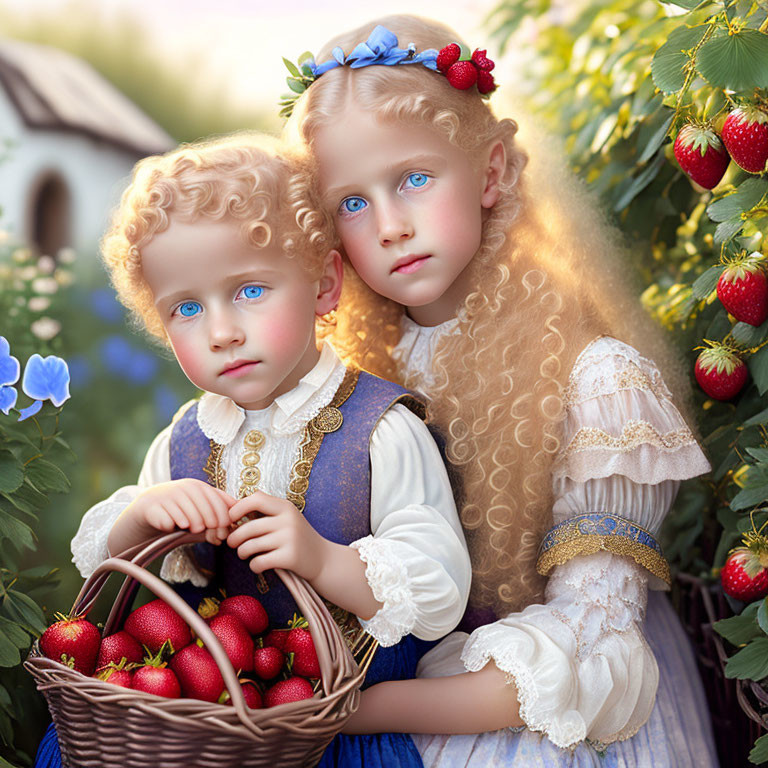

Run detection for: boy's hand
[[226, 490, 329, 581], [129, 479, 235, 544]]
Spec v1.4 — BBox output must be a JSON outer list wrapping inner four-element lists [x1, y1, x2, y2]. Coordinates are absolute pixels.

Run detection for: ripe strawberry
[[209, 614, 254, 672], [132, 665, 181, 698], [285, 626, 320, 679], [219, 679, 264, 709], [265, 676, 314, 707], [445, 61, 478, 90], [477, 71, 496, 95], [722, 547, 768, 602], [124, 598, 192, 654], [716, 255, 768, 326], [217, 595, 269, 635], [673, 123, 730, 190], [264, 629, 289, 652], [471, 49, 495, 72], [40, 614, 101, 675], [170, 643, 225, 702], [694, 345, 748, 400], [253, 646, 285, 680], [436, 43, 461, 73], [95, 660, 133, 689], [721, 106, 768, 174], [95, 630, 144, 671]]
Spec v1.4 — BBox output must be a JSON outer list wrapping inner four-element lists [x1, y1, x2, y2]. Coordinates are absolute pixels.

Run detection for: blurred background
[[3, 0, 768, 765]]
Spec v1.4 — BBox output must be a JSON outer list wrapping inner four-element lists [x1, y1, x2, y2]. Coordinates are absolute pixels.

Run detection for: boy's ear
[[481, 140, 506, 209], [315, 249, 343, 315]]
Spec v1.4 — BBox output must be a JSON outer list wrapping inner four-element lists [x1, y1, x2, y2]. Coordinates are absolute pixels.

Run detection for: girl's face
[[142, 216, 341, 410], [315, 108, 500, 326]]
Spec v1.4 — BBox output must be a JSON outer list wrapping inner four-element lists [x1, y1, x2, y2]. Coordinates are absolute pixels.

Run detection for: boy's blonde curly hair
[[102, 132, 334, 342]]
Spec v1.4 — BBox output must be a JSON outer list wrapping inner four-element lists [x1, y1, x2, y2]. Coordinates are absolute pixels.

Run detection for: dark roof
[[0, 37, 174, 156]]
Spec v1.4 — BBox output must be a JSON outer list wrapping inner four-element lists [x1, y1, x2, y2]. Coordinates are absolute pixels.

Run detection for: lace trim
[[159, 545, 210, 587], [351, 535, 417, 648], [461, 631, 586, 749], [559, 420, 695, 458]]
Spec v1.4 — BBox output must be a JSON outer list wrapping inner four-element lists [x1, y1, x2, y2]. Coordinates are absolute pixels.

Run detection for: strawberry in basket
[[131, 642, 181, 698], [40, 613, 101, 675], [219, 678, 264, 709], [265, 676, 314, 707], [170, 642, 225, 702], [95, 630, 144, 671], [95, 658, 134, 689], [209, 614, 255, 672], [285, 617, 321, 679], [124, 597, 192, 654]]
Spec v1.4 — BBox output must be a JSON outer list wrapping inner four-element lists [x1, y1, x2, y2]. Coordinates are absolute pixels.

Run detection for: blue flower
[[0, 385, 17, 415], [0, 337, 20, 386], [21, 354, 71, 407], [18, 400, 43, 421]]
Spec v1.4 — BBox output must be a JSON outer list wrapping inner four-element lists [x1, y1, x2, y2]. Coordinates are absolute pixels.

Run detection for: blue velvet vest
[[168, 368, 437, 688]]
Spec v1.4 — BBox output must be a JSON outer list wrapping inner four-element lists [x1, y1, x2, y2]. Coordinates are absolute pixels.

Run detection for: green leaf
[[613, 155, 665, 211], [651, 25, 709, 94], [692, 264, 724, 299], [715, 602, 762, 644], [749, 733, 768, 764], [714, 216, 744, 244], [732, 319, 768, 347], [660, 0, 707, 9], [697, 29, 768, 91], [0, 508, 34, 550], [758, 598, 768, 636], [0, 631, 19, 668], [297, 50, 313, 66], [746, 448, 768, 462], [707, 178, 768, 222], [749, 344, 768, 395], [3, 590, 46, 635], [25, 458, 70, 494], [725, 636, 768, 679], [282, 57, 300, 78], [286, 77, 306, 94], [0, 451, 23, 495], [731, 482, 768, 510], [637, 111, 674, 165], [744, 406, 768, 427], [0, 617, 29, 649]]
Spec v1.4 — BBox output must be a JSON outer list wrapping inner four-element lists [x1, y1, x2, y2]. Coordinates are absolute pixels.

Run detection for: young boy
[[34, 134, 470, 767]]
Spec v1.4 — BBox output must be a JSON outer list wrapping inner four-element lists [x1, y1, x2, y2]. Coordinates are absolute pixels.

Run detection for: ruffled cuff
[[71, 497, 130, 578], [350, 535, 417, 648], [461, 552, 657, 748], [159, 544, 211, 587]]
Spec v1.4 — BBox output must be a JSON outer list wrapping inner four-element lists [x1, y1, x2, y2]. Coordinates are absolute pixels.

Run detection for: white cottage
[[0, 37, 174, 256]]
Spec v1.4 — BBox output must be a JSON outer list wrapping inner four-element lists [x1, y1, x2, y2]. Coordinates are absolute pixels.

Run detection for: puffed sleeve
[[70, 411, 209, 587], [349, 403, 471, 647], [452, 336, 711, 747]]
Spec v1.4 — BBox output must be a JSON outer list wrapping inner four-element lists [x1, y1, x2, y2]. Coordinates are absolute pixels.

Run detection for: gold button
[[244, 429, 265, 448], [242, 451, 260, 466], [240, 466, 261, 485]]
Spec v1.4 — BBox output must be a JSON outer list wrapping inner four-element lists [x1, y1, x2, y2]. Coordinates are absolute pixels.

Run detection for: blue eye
[[237, 284, 264, 300], [178, 301, 202, 317], [340, 196, 367, 214], [404, 173, 429, 189]]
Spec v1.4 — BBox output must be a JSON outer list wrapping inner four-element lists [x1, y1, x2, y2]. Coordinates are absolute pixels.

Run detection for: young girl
[[284, 15, 720, 767], [34, 133, 471, 768]]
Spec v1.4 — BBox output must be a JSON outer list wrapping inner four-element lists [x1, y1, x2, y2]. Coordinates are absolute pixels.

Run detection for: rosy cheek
[[168, 332, 206, 386]]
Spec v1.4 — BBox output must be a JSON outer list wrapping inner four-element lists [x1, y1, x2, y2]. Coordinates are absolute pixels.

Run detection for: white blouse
[[71, 342, 471, 649], [394, 319, 710, 748]]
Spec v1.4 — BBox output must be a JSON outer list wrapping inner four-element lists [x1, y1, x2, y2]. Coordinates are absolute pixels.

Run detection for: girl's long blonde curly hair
[[102, 132, 333, 342], [287, 15, 695, 615]]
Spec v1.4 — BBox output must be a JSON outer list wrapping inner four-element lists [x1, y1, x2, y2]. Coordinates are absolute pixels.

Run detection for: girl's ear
[[315, 249, 344, 315], [481, 140, 507, 209]]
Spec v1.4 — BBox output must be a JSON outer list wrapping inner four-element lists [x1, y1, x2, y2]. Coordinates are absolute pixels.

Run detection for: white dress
[[392, 320, 719, 767], [70, 342, 472, 648]]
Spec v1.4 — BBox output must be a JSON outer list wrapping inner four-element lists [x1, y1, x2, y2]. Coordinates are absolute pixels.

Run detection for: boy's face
[[142, 216, 339, 410]]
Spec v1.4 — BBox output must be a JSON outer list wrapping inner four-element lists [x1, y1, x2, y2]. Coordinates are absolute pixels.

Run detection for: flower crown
[[279, 25, 496, 119]]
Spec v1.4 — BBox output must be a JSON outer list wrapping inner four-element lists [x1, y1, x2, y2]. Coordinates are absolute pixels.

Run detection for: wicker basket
[[25, 531, 366, 767]]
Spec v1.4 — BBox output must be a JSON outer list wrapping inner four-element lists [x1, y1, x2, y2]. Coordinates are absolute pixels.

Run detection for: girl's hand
[[226, 490, 329, 581], [129, 479, 235, 543]]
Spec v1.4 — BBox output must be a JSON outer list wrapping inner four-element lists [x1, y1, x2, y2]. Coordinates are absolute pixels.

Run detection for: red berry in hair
[[40, 614, 101, 676], [716, 255, 768, 327], [694, 345, 748, 400], [721, 106, 768, 174], [446, 61, 478, 90], [673, 123, 730, 190], [477, 71, 496, 95], [471, 49, 495, 72], [265, 676, 314, 707], [436, 43, 461, 73]]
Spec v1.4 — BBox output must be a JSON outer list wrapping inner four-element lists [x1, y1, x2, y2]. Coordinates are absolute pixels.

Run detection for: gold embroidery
[[203, 439, 226, 490], [286, 367, 360, 512], [537, 535, 671, 585], [560, 420, 694, 458], [238, 429, 265, 499]]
